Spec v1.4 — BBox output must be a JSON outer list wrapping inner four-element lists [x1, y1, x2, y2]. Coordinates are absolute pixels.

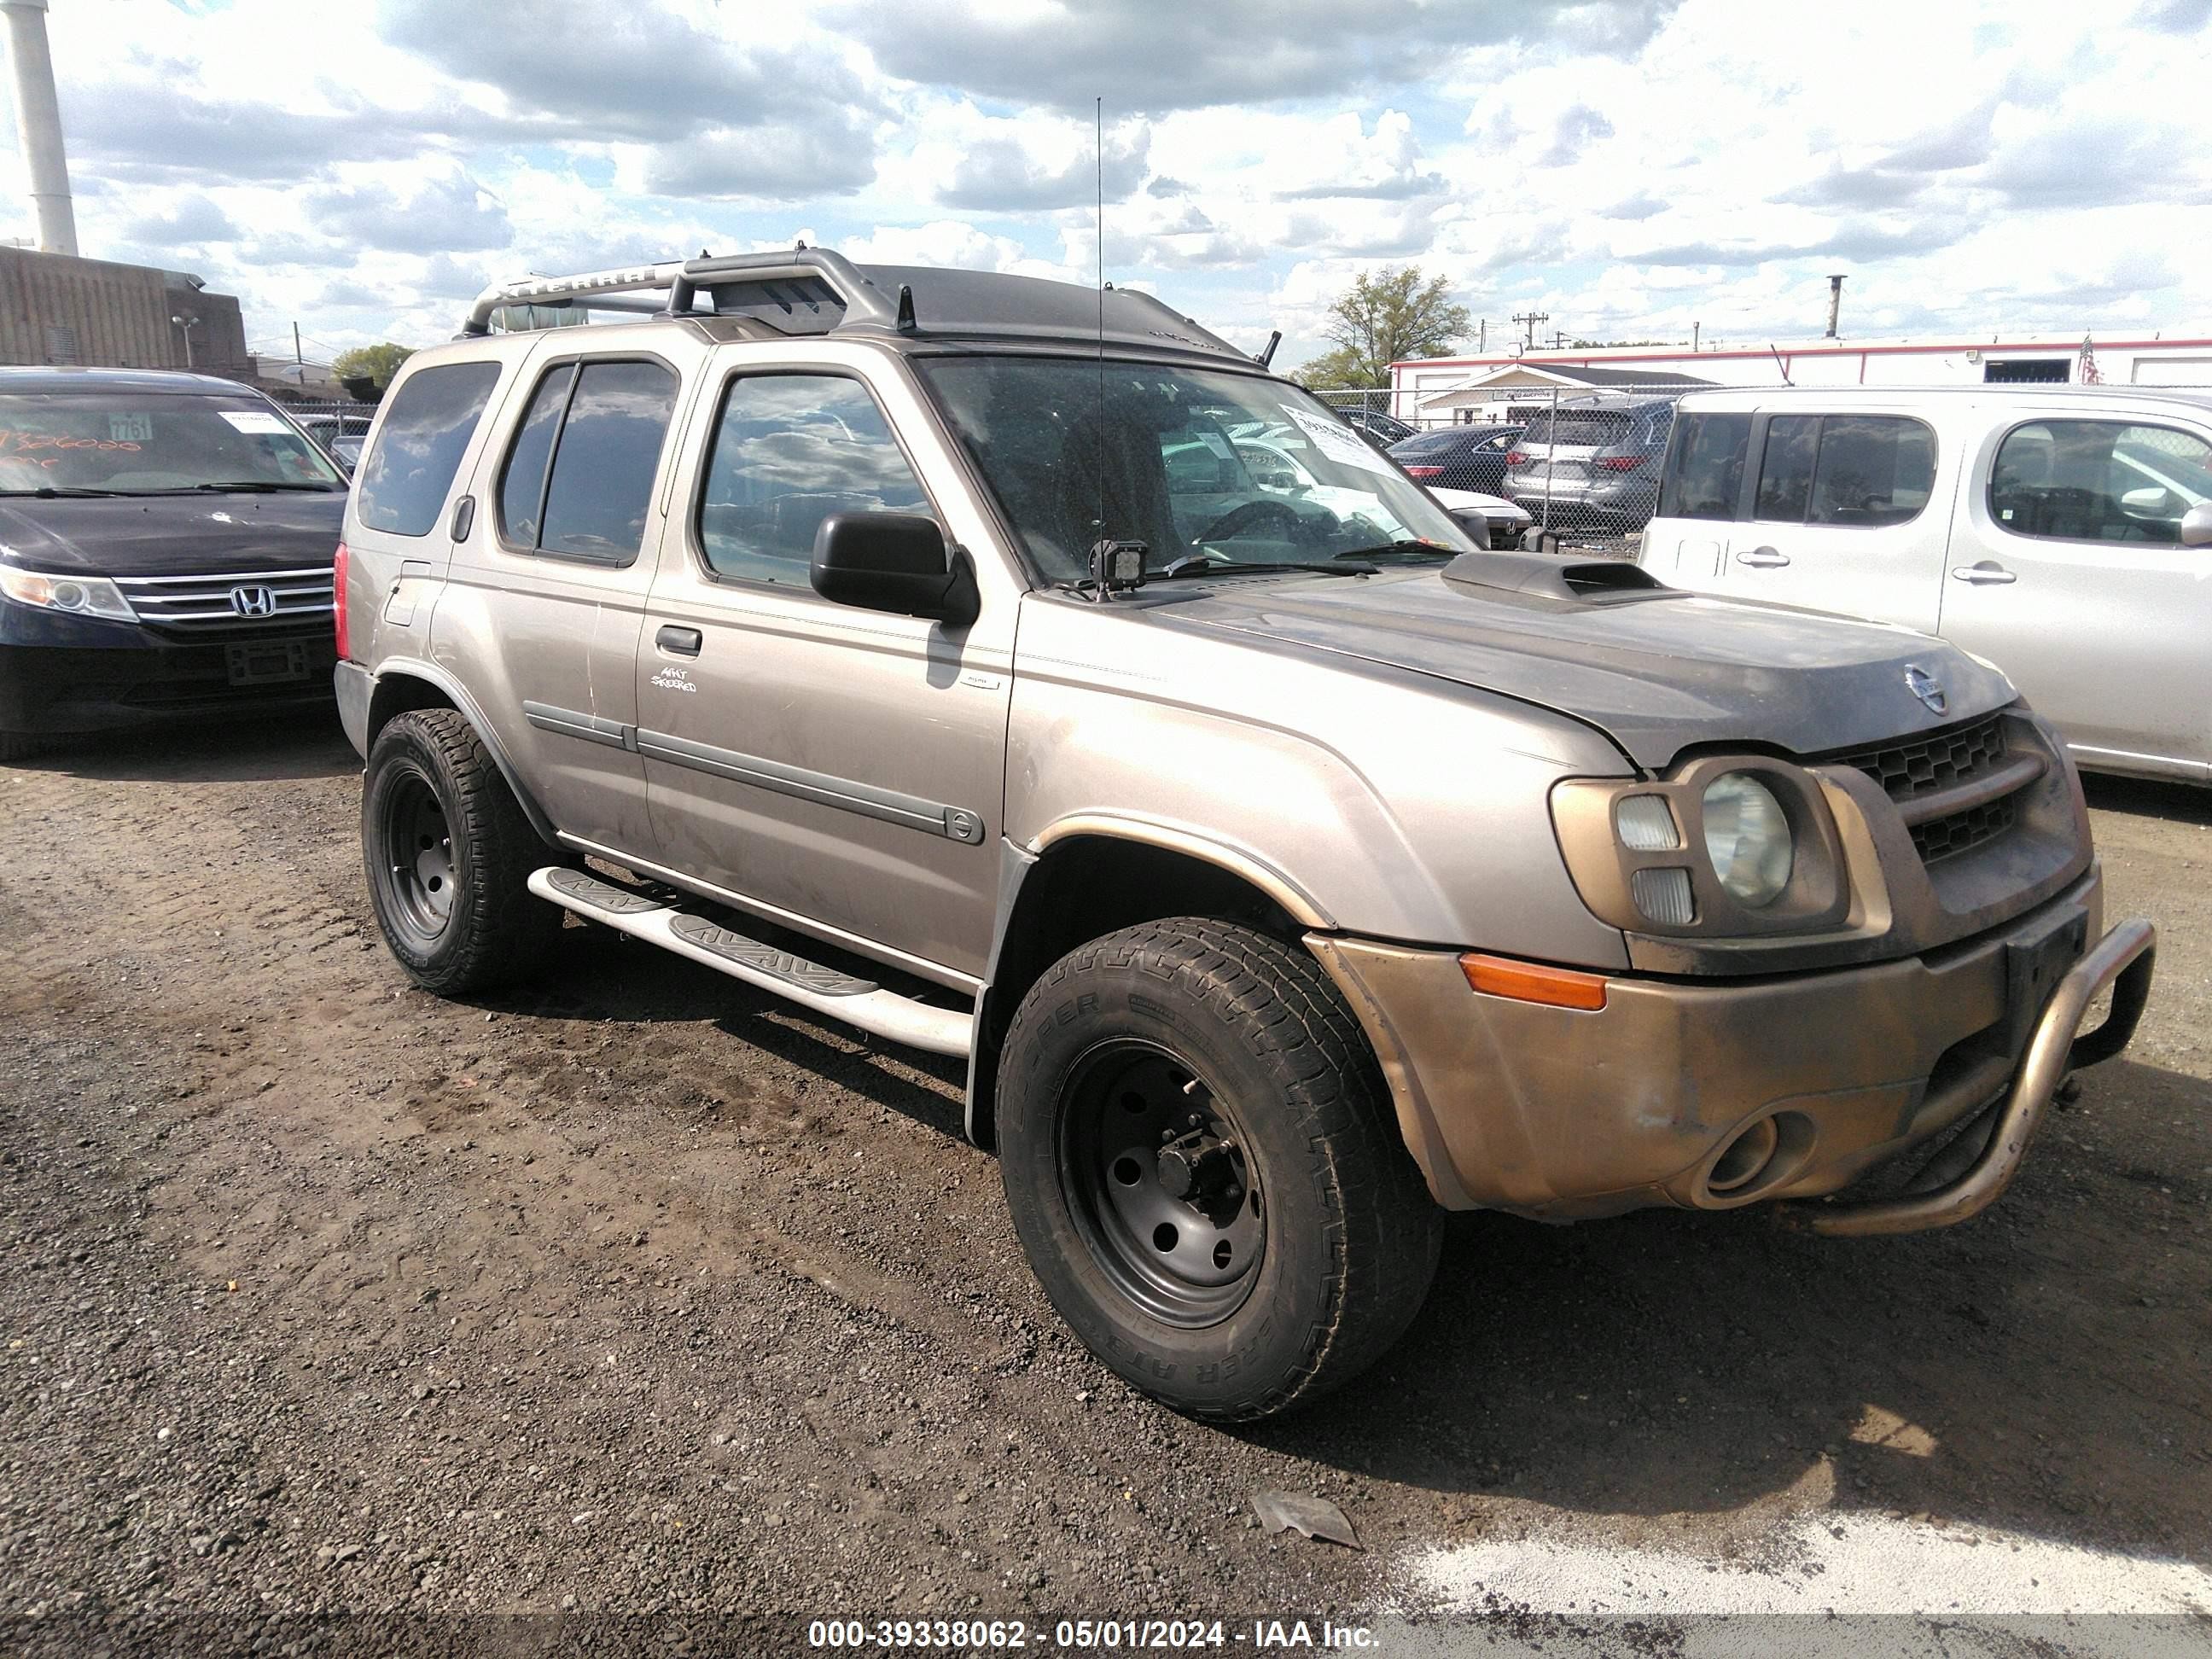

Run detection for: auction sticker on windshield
[[108, 412, 154, 442], [219, 410, 291, 435], [1278, 405, 1392, 475]]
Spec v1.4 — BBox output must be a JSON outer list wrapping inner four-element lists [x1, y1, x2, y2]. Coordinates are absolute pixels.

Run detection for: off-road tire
[[362, 708, 558, 997], [996, 917, 1443, 1422]]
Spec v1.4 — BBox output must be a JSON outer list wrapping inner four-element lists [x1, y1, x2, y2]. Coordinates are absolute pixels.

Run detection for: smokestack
[[3, 0, 77, 257], [1824, 273, 1845, 341]]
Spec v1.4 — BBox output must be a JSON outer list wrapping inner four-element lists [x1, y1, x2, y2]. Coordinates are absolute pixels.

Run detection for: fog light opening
[[1708, 1116, 1780, 1193]]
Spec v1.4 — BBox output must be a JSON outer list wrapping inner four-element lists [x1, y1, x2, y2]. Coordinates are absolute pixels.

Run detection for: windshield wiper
[[1153, 559, 1377, 579], [0, 485, 137, 498], [186, 480, 339, 493], [1332, 539, 1457, 562]]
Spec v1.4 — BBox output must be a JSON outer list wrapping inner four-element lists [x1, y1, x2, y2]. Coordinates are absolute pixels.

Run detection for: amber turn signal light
[[1459, 952, 1609, 1011]]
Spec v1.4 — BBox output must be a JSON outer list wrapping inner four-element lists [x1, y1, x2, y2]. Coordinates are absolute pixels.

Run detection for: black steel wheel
[[361, 707, 558, 997], [997, 917, 1442, 1422], [376, 768, 457, 945], [1061, 1042, 1266, 1328]]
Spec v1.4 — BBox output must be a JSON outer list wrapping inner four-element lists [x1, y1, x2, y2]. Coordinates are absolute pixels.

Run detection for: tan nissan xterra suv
[[335, 250, 2154, 1421]]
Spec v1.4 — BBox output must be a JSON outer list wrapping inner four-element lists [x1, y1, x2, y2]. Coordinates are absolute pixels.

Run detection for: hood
[[0, 492, 346, 578], [1154, 561, 2016, 770]]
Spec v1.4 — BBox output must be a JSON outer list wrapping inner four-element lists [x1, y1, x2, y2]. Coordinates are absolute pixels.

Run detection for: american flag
[[2080, 335, 2102, 384]]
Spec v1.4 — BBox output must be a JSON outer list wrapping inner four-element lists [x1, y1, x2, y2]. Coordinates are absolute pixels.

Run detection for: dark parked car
[[1343, 407, 1415, 445], [0, 368, 348, 760], [1388, 422, 1523, 494], [1503, 397, 1676, 530]]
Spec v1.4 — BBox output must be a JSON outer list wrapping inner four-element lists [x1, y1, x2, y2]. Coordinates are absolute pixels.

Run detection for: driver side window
[[695, 373, 933, 586]]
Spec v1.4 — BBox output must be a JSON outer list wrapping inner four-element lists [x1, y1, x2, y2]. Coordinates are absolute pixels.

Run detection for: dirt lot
[[2, 711, 2208, 1656]]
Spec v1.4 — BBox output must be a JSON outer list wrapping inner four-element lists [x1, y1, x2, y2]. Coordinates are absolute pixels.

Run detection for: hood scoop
[[1441, 551, 1681, 606]]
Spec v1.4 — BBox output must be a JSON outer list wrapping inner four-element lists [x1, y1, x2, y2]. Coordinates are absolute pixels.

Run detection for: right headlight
[[1702, 771, 1794, 907], [0, 565, 138, 622]]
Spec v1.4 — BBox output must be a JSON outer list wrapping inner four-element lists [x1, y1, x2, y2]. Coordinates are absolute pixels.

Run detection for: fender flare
[[365, 660, 562, 848], [963, 817, 1337, 1147], [1027, 812, 1335, 929]]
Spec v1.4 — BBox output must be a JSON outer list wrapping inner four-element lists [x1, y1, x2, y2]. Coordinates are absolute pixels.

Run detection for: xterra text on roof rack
[[334, 249, 2154, 1420]]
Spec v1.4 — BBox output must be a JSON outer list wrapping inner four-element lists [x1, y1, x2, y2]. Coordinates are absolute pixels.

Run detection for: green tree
[[1295, 265, 1470, 390], [331, 342, 416, 398]]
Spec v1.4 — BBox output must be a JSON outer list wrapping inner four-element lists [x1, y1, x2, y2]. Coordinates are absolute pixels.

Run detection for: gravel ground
[[2, 711, 2207, 1657]]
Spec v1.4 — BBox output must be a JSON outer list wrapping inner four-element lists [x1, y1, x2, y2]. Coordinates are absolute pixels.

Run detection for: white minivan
[[1639, 387, 2212, 783]]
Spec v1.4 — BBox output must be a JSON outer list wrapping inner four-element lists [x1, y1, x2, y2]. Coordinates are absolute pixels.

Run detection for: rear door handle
[[1950, 564, 2017, 585], [1735, 546, 1790, 568], [655, 625, 702, 656]]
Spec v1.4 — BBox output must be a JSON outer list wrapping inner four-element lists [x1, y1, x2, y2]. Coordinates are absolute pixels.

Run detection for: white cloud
[[0, 0, 2203, 370]]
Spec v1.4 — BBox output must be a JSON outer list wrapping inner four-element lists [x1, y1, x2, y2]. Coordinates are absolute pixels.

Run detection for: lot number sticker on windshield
[[219, 410, 291, 435], [1278, 405, 1393, 476], [108, 412, 154, 442]]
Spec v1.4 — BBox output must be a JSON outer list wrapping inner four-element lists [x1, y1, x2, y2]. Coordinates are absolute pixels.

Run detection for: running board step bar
[[527, 867, 972, 1057]]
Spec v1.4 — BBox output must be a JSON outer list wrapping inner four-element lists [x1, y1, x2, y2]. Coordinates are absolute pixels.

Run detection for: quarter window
[[496, 358, 677, 562], [1990, 419, 2212, 544], [1657, 412, 1752, 521], [695, 375, 932, 586], [355, 361, 501, 538]]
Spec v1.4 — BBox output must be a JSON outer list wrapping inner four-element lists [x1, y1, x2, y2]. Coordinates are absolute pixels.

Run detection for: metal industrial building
[[0, 245, 250, 375]]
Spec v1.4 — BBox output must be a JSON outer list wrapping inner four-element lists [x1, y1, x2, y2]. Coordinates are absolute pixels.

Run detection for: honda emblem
[[229, 585, 277, 619]]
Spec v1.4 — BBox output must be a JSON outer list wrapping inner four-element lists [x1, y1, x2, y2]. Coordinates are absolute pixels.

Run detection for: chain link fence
[[1315, 381, 1717, 556]]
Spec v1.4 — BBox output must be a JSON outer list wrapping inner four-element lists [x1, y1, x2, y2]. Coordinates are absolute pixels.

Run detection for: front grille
[[1831, 713, 2006, 800], [1487, 523, 1522, 550], [114, 567, 335, 634], [1910, 796, 2017, 863]]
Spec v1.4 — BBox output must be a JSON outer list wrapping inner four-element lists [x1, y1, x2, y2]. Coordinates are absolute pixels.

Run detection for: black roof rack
[[458, 247, 1252, 364]]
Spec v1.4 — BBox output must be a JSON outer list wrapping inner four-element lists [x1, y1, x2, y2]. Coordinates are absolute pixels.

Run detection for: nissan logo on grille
[[229, 585, 277, 619], [1904, 664, 1948, 716]]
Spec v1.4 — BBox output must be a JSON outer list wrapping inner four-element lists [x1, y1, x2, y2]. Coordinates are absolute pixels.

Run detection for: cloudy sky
[[3, 0, 2209, 375]]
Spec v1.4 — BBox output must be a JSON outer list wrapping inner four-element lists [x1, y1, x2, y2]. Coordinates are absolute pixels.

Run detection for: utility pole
[[1511, 311, 1549, 351], [1477, 318, 1486, 352], [1550, 329, 1568, 350], [1692, 321, 1701, 352], [293, 322, 304, 370], [1825, 274, 1846, 340]]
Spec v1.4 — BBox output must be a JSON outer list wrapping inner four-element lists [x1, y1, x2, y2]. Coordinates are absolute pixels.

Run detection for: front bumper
[[1308, 865, 2155, 1229], [0, 610, 336, 737]]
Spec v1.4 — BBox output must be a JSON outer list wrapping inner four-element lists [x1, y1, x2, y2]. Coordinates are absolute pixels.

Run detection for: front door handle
[[1735, 546, 1790, 568], [1950, 563, 2018, 585], [655, 625, 703, 656]]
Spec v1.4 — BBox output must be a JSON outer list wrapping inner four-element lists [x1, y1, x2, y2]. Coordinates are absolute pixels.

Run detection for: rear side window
[[695, 374, 931, 586], [354, 361, 501, 537], [1991, 419, 2212, 544], [1807, 416, 1935, 527], [496, 358, 678, 563], [1657, 412, 1751, 521]]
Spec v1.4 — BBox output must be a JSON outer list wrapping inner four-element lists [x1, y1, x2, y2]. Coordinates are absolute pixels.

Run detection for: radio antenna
[[1095, 96, 1106, 556]]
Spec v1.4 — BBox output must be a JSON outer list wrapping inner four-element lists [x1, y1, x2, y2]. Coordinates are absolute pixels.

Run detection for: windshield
[[919, 356, 1473, 581], [1520, 410, 1639, 448], [0, 393, 345, 494]]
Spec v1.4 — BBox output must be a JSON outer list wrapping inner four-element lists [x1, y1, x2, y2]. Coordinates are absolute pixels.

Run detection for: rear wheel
[[362, 708, 557, 996], [997, 918, 1441, 1422]]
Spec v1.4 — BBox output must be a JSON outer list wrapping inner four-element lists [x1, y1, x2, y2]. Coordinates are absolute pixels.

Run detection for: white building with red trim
[[1388, 333, 2212, 427]]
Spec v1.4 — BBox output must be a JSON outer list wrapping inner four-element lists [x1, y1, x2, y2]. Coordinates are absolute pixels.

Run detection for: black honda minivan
[[0, 368, 348, 759]]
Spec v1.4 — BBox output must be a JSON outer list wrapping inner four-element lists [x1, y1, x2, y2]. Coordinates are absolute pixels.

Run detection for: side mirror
[[2181, 500, 2212, 548], [811, 512, 978, 626]]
